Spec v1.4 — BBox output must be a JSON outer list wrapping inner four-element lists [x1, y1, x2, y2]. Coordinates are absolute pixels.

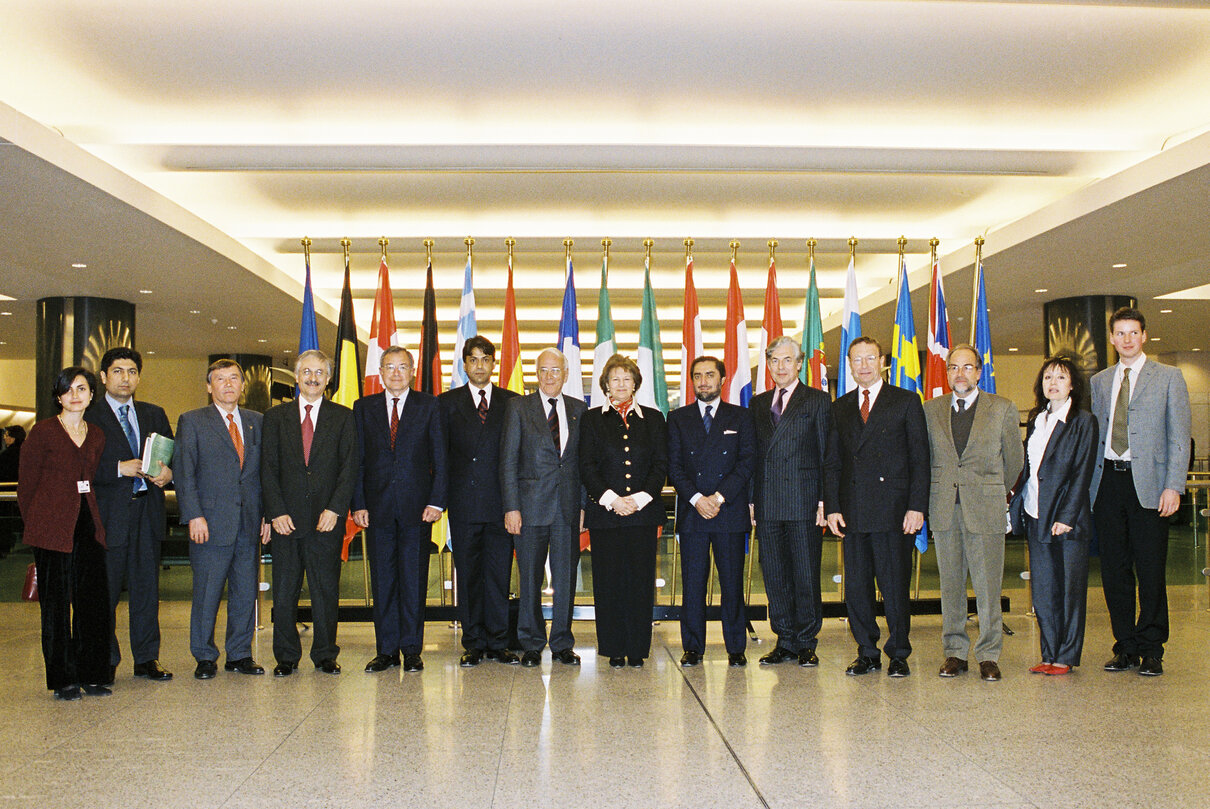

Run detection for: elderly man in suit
[[262, 349, 358, 676], [1090, 307, 1191, 676], [438, 336, 519, 667], [750, 337, 833, 668], [668, 356, 756, 667], [500, 347, 587, 668], [175, 359, 271, 680], [923, 344, 1023, 682], [825, 336, 930, 677], [86, 347, 174, 683], [353, 346, 447, 674]]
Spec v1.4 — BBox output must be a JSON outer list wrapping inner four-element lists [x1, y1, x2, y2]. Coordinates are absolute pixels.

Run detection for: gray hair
[[765, 335, 804, 363], [294, 349, 333, 377], [536, 347, 568, 372], [946, 343, 982, 370]]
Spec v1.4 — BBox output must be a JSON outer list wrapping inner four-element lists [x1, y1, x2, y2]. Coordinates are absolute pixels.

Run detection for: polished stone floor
[[1, 583, 1208, 809]]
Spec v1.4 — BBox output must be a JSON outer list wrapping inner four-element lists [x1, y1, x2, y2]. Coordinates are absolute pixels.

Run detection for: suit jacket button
[[625, 487, 632, 492], [624, 447, 630, 453], [624, 460, 631, 465], [623, 434, 629, 440], [879, 477, 884, 482], [625, 473, 632, 479]]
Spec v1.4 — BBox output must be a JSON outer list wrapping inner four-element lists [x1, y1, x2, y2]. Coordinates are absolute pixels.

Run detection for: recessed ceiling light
[[227, 325, 237, 330], [1034, 289, 1048, 293], [1160, 309, 1172, 313], [1150, 337, 1161, 342], [146, 351, 155, 355], [257, 339, 268, 343], [1112, 263, 1127, 268], [139, 289, 153, 294], [0, 312, 10, 316], [1008, 347, 1018, 352], [1193, 348, 1202, 352], [71, 263, 87, 269], [0, 341, 7, 346]]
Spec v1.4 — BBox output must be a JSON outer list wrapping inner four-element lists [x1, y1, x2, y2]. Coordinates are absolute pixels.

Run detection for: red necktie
[[227, 413, 244, 468], [390, 397, 400, 449], [860, 389, 871, 423], [477, 389, 488, 424], [302, 404, 314, 465]]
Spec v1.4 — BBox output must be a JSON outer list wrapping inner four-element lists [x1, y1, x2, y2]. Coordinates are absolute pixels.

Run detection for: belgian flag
[[330, 250, 362, 409]]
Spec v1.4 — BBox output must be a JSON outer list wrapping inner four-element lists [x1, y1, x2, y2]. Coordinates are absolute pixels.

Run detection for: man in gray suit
[[1090, 307, 1190, 676], [923, 344, 1022, 682], [500, 348, 586, 668], [175, 359, 271, 680]]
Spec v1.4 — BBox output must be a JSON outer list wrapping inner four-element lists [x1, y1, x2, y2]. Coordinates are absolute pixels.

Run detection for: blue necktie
[[119, 404, 146, 493], [703, 404, 713, 434]]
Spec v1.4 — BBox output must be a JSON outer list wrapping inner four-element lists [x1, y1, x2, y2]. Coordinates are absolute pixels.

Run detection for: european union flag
[[971, 259, 996, 394]]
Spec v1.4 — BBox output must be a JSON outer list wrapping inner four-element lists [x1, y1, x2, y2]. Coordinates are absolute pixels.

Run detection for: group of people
[[16, 306, 1190, 700]]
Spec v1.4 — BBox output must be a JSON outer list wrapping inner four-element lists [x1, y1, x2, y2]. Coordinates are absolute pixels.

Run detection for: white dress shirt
[[952, 388, 979, 412], [1024, 397, 1072, 519], [544, 394, 569, 455], [1104, 354, 1146, 461]]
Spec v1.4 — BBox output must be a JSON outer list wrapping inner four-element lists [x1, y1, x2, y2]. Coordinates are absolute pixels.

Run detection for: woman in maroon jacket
[[19, 366, 109, 700]]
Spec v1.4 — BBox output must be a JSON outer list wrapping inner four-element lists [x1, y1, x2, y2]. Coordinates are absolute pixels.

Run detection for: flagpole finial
[[301, 237, 312, 265], [505, 237, 515, 265], [378, 237, 389, 261], [897, 236, 907, 256], [848, 237, 858, 256], [424, 239, 434, 263], [928, 237, 939, 264], [340, 237, 351, 266], [464, 236, 474, 251], [974, 236, 984, 263], [601, 238, 611, 262], [683, 237, 693, 260], [563, 238, 573, 261], [729, 240, 739, 262], [767, 239, 778, 262], [643, 238, 654, 263]]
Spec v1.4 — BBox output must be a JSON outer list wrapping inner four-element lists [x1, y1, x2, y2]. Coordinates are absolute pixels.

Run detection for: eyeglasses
[[382, 363, 413, 373], [537, 367, 564, 377], [947, 364, 978, 373], [298, 368, 330, 379]]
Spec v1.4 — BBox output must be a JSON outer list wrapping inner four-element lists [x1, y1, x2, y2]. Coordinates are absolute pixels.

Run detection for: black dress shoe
[[224, 657, 264, 675], [492, 649, 521, 665], [552, 648, 581, 666], [316, 658, 341, 675], [887, 657, 911, 678], [133, 660, 173, 681], [798, 649, 819, 667], [194, 660, 218, 680], [520, 650, 542, 668], [53, 685, 82, 701], [627, 656, 644, 668], [845, 655, 882, 676], [759, 646, 797, 665], [81, 683, 113, 697], [365, 654, 400, 672], [728, 653, 747, 667], [1104, 652, 1141, 672], [273, 662, 298, 677], [459, 650, 484, 667], [608, 656, 626, 669], [403, 654, 424, 672], [680, 650, 703, 667], [1138, 657, 1164, 676]]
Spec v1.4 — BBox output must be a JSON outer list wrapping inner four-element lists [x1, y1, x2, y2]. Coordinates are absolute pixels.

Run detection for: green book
[[140, 432, 175, 475]]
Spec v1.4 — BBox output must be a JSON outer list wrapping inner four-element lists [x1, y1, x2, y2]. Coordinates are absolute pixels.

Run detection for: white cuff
[[632, 492, 654, 510], [600, 490, 619, 510]]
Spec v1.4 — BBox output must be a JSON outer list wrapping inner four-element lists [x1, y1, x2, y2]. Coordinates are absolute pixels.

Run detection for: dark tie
[[390, 397, 400, 450], [957, 398, 966, 413], [227, 413, 244, 468], [860, 389, 871, 423], [547, 397, 560, 452], [1111, 367, 1131, 455], [302, 404, 314, 466], [119, 404, 145, 493], [771, 387, 786, 426], [703, 404, 713, 434], [478, 389, 488, 424]]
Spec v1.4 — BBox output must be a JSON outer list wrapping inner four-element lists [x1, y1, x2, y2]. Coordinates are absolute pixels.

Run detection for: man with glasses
[[500, 348, 587, 668], [262, 349, 358, 676], [353, 347, 447, 673]]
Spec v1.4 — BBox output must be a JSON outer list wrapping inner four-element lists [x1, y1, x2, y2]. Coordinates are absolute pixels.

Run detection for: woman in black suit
[[580, 354, 668, 668], [1010, 356, 1099, 675], [19, 367, 109, 700]]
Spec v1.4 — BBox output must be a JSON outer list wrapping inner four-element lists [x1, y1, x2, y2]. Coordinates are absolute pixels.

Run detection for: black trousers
[[679, 530, 748, 654], [451, 518, 514, 652], [756, 520, 823, 652], [272, 530, 344, 665], [33, 499, 111, 690], [366, 519, 432, 656], [590, 526, 658, 659], [105, 494, 163, 667], [1094, 463, 1169, 658], [843, 530, 914, 660]]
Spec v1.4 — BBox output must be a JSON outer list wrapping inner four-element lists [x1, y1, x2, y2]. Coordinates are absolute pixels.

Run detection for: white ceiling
[[1, 0, 1209, 388]]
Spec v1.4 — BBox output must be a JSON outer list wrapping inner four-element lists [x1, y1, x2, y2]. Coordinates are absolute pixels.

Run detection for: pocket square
[[724, 429, 738, 435]]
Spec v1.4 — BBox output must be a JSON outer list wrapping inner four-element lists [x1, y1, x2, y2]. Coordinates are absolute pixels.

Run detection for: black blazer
[[824, 383, 930, 533], [261, 400, 358, 536], [352, 390, 447, 522], [438, 383, 517, 524], [85, 398, 173, 548], [751, 384, 832, 522], [667, 400, 755, 535], [1010, 407, 1099, 543], [580, 404, 668, 530]]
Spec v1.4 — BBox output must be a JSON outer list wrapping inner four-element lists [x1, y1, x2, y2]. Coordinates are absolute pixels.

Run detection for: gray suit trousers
[[189, 535, 258, 662], [515, 522, 579, 653], [934, 502, 1005, 662]]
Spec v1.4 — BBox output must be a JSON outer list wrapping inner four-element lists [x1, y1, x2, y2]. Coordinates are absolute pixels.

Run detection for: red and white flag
[[679, 253, 703, 407], [364, 257, 400, 395], [925, 255, 951, 400], [756, 254, 783, 394]]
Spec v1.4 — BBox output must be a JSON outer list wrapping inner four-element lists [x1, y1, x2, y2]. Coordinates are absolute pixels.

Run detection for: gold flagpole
[[730, 239, 740, 263], [563, 238, 573, 264], [768, 238, 777, 263], [643, 237, 653, 265], [971, 237, 985, 344], [337, 238, 371, 606], [379, 236, 388, 263], [602, 237, 611, 264], [672, 240, 685, 608]]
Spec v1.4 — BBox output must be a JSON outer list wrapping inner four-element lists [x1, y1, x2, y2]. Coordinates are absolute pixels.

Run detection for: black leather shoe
[[1104, 652, 1141, 672], [887, 657, 911, 678], [728, 653, 747, 667], [273, 662, 298, 677], [798, 649, 819, 667], [759, 646, 797, 665], [492, 649, 521, 665], [608, 656, 626, 669], [459, 650, 484, 667], [552, 648, 581, 666], [81, 683, 113, 697], [365, 654, 400, 672], [627, 656, 644, 668], [53, 685, 82, 701], [133, 660, 173, 681], [845, 655, 881, 676], [680, 650, 703, 667], [194, 660, 218, 680], [1138, 657, 1164, 676], [316, 658, 341, 675], [224, 657, 264, 675], [520, 650, 542, 668], [403, 654, 424, 672]]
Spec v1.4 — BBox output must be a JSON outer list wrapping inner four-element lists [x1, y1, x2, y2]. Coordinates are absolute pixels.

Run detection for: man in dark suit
[[438, 336, 519, 667], [1090, 307, 1191, 676], [175, 359, 270, 680], [668, 356, 756, 667], [750, 336, 833, 668], [825, 336, 930, 677], [500, 348, 587, 668], [86, 347, 174, 683], [352, 346, 447, 674], [262, 349, 358, 676]]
